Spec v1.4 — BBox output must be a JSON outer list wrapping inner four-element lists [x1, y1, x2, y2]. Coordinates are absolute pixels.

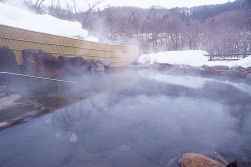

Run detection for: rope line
[[0, 72, 80, 84]]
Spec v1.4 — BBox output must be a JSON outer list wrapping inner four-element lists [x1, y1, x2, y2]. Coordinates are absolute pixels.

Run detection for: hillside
[[70, 0, 250, 54], [1, 0, 250, 54], [190, 0, 251, 21]]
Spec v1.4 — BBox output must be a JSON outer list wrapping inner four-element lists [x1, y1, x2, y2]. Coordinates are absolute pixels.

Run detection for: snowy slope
[[0, 3, 98, 42], [138, 50, 251, 68]]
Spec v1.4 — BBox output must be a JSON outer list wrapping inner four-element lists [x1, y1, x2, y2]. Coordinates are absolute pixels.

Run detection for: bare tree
[[166, 17, 182, 50], [72, 0, 79, 13], [34, 0, 46, 13], [186, 20, 200, 50], [82, 0, 102, 29]]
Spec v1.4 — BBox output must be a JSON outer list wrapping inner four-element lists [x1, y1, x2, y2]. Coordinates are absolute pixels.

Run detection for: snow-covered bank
[[138, 50, 251, 68], [138, 50, 209, 67], [0, 3, 98, 42]]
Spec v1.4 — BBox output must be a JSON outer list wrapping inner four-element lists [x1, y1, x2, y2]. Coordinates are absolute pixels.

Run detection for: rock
[[11, 109, 42, 124], [183, 66, 201, 74], [201, 65, 209, 69], [58, 55, 88, 75], [58, 55, 85, 66], [22, 50, 62, 77], [88, 59, 105, 72], [147, 63, 160, 70], [59, 56, 110, 74], [201, 66, 221, 75], [158, 63, 172, 71], [246, 67, 251, 73], [98, 59, 111, 70], [240, 71, 249, 77], [0, 122, 12, 129], [222, 70, 242, 77], [230, 66, 245, 72], [32, 104, 45, 111], [178, 153, 224, 167], [0, 46, 20, 73], [202, 66, 230, 75], [213, 65, 229, 71], [69, 133, 78, 143]]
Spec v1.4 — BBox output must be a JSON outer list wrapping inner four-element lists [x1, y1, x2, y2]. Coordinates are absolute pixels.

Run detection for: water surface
[[0, 70, 251, 167]]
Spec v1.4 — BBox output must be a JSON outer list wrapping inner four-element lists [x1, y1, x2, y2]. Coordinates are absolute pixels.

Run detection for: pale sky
[[7, 0, 236, 11], [100, 0, 235, 9]]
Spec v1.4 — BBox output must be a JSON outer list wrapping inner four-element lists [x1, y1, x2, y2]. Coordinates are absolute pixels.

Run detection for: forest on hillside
[[3, 0, 251, 54], [76, 0, 251, 54]]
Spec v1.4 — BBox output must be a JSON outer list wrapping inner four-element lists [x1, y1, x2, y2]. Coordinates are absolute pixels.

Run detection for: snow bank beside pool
[[138, 50, 209, 66], [0, 3, 98, 42], [138, 50, 251, 68]]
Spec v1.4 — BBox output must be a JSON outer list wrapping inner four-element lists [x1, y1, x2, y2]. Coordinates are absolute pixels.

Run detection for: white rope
[[0, 72, 80, 84]]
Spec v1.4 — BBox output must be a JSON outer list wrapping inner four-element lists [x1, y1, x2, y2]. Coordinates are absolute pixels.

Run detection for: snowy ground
[[1, 2, 250, 68], [138, 50, 251, 68], [0, 3, 98, 42]]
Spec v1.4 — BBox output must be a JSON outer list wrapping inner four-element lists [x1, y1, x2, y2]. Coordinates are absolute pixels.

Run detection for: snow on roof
[[138, 50, 251, 68], [0, 3, 98, 42]]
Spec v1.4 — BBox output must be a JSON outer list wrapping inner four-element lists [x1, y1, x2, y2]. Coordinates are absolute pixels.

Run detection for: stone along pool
[[0, 69, 251, 167]]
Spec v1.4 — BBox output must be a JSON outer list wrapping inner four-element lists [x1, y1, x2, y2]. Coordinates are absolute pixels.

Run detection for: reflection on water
[[139, 71, 215, 89], [0, 70, 251, 167]]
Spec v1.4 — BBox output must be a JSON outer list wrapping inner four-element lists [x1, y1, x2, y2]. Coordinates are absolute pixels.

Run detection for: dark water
[[0, 69, 251, 167]]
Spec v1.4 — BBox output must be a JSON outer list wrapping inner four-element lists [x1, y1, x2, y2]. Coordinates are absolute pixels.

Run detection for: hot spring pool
[[0, 69, 251, 167]]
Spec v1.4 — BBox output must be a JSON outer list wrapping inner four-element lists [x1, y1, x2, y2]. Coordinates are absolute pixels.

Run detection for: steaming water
[[0, 69, 251, 167]]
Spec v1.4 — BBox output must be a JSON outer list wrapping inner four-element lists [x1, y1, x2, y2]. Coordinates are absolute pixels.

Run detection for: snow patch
[[138, 50, 251, 68], [138, 50, 209, 67]]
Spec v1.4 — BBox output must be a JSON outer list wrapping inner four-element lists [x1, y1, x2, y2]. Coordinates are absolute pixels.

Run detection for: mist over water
[[0, 69, 251, 167]]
